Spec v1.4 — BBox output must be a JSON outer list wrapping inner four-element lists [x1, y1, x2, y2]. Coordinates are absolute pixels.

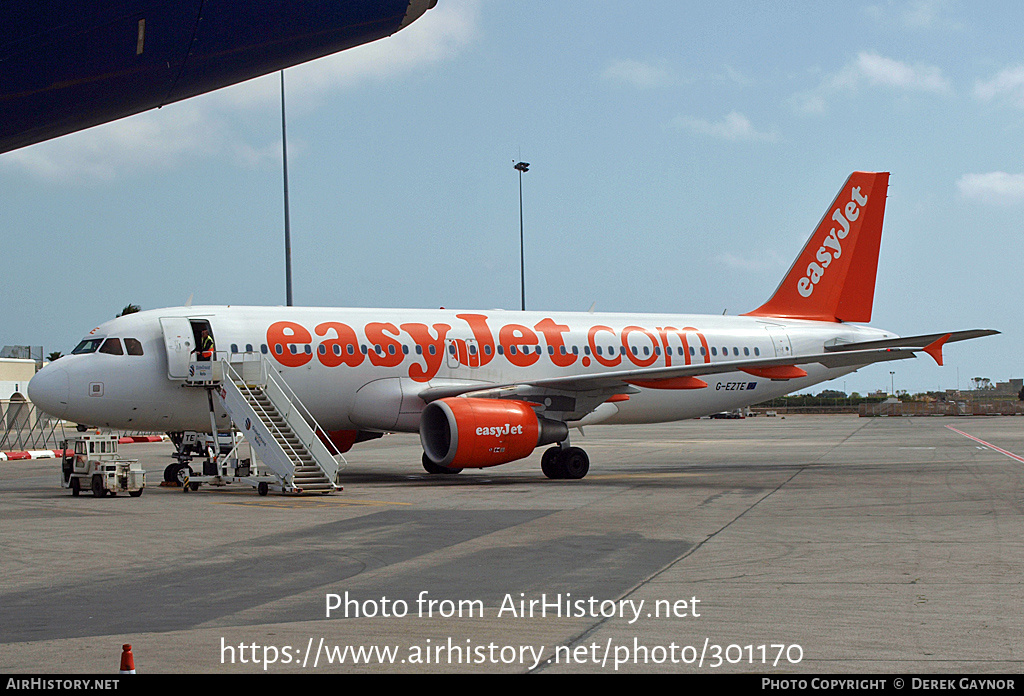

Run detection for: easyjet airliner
[[29, 172, 996, 479]]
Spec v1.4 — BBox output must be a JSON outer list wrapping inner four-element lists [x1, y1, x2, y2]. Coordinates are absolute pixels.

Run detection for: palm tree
[[116, 304, 141, 317]]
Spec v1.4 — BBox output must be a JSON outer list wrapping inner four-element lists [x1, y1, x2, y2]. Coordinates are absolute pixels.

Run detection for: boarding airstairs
[[188, 356, 343, 494]]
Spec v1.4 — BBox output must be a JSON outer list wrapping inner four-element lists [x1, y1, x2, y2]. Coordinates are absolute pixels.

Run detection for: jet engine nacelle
[[420, 398, 568, 469]]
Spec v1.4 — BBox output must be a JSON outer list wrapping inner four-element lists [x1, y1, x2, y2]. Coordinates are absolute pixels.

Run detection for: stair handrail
[[221, 356, 307, 484], [225, 354, 346, 479]]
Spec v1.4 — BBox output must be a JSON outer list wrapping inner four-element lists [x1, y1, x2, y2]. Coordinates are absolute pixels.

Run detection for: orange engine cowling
[[420, 397, 568, 469]]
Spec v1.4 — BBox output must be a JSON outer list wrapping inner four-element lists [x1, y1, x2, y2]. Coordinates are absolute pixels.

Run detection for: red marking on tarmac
[[945, 425, 1024, 464]]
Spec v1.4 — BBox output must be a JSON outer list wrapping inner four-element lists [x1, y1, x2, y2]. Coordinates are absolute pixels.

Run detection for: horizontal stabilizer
[[823, 329, 999, 353]]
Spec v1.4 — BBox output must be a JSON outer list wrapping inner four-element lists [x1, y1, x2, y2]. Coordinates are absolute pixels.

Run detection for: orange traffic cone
[[119, 644, 135, 673]]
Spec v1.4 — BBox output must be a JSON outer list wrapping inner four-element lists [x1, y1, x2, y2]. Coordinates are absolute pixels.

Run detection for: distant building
[[0, 358, 36, 400], [993, 379, 1023, 396]]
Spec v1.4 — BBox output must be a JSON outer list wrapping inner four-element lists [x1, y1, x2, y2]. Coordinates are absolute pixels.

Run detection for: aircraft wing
[[417, 329, 998, 419]]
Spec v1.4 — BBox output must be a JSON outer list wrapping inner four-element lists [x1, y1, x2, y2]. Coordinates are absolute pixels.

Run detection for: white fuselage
[[28, 305, 894, 434]]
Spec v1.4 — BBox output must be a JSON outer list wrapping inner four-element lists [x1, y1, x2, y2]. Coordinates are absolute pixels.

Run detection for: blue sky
[[1, 0, 1021, 395]]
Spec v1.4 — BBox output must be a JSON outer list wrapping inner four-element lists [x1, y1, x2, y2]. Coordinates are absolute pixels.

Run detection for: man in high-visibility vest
[[194, 328, 215, 360]]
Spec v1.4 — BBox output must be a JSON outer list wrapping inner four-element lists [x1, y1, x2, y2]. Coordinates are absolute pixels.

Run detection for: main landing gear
[[541, 445, 590, 480], [421, 453, 463, 475]]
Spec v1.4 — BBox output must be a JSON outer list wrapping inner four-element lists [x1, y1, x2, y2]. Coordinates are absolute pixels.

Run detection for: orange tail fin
[[745, 171, 889, 323]]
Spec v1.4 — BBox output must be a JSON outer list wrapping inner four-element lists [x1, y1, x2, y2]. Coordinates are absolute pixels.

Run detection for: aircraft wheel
[[560, 447, 590, 480], [257, 482, 269, 496], [70, 478, 80, 497], [422, 453, 463, 475], [91, 475, 106, 498], [541, 447, 565, 479], [174, 464, 193, 486]]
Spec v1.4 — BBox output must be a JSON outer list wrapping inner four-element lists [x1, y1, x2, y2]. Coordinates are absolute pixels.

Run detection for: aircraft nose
[[28, 365, 70, 419]]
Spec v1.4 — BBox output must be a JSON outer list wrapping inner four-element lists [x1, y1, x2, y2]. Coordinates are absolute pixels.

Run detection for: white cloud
[[793, 51, 950, 114], [956, 172, 1024, 205], [672, 112, 778, 143], [601, 59, 672, 89], [214, 0, 481, 111], [975, 66, 1024, 108], [0, 104, 239, 183], [0, 0, 480, 183], [844, 52, 950, 92]]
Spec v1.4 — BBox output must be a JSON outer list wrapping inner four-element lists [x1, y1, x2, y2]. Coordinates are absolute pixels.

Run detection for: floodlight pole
[[514, 161, 530, 311], [281, 70, 293, 307]]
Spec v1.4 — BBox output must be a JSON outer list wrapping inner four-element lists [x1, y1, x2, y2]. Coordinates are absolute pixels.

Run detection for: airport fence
[[858, 401, 1024, 417], [0, 399, 68, 451]]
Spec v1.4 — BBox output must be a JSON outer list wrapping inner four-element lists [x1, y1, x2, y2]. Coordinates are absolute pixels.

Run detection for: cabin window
[[124, 338, 144, 356], [99, 338, 123, 355], [711, 347, 718, 356], [429, 345, 436, 355], [744, 347, 750, 356], [754, 347, 760, 356], [246, 344, 253, 353]]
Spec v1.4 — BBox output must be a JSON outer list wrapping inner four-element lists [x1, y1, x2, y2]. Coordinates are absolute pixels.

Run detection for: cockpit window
[[71, 338, 104, 354], [124, 338, 144, 356], [99, 338, 124, 355]]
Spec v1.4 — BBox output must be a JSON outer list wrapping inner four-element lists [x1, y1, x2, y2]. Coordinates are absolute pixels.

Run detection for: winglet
[[922, 333, 951, 366], [745, 172, 889, 323]]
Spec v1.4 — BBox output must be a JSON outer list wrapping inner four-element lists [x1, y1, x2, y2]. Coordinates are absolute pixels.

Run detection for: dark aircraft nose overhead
[[0, 0, 437, 155]]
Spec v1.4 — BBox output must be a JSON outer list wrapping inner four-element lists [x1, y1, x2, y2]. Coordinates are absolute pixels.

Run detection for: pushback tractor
[[60, 433, 145, 497]]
